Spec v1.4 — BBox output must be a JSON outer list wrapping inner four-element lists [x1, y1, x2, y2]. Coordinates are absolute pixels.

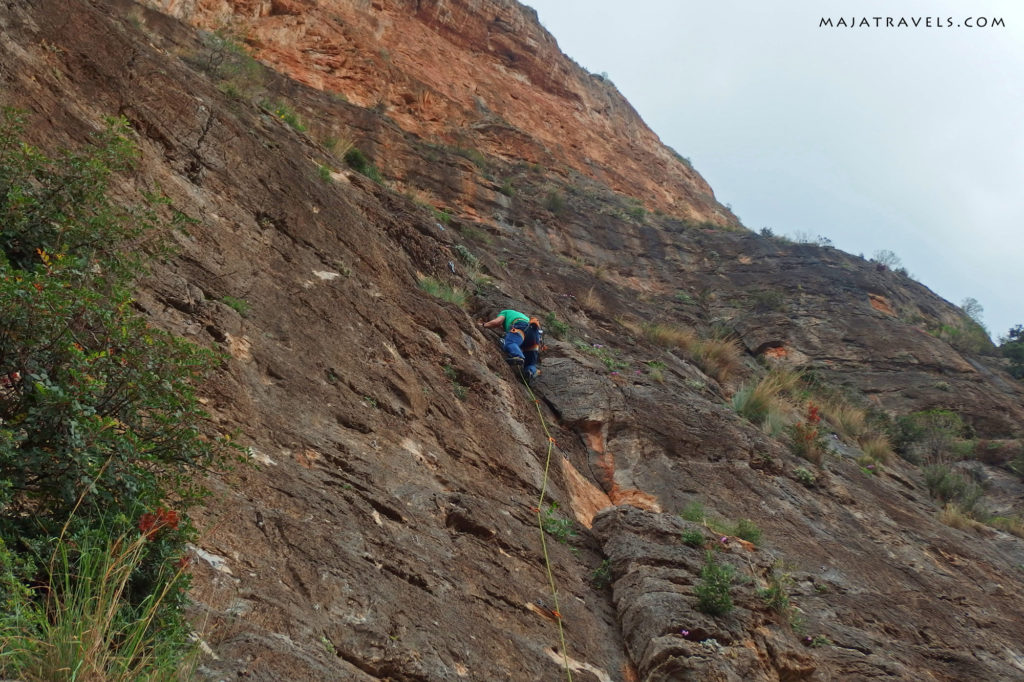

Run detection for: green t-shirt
[[499, 309, 530, 332]]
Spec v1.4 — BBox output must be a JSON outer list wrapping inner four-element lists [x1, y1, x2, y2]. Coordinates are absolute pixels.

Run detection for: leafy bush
[[793, 467, 816, 487], [221, 295, 251, 317], [681, 529, 705, 547], [590, 559, 612, 589], [694, 551, 735, 616], [0, 110, 231, 673]]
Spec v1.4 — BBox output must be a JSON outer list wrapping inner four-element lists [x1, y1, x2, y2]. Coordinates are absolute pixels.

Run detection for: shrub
[[923, 465, 983, 512], [590, 559, 612, 589], [793, 467, 816, 487], [871, 249, 903, 269], [999, 324, 1024, 379], [645, 360, 666, 383], [417, 276, 467, 308], [694, 551, 735, 616], [543, 190, 566, 215], [540, 502, 576, 543], [732, 519, 762, 546], [680, 501, 706, 523], [758, 568, 794, 619], [221, 295, 251, 317], [0, 111, 230, 673], [892, 410, 964, 463], [788, 403, 827, 465], [681, 529, 705, 547], [263, 100, 306, 132], [343, 147, 383, 183], [453, 244, 478, 268]]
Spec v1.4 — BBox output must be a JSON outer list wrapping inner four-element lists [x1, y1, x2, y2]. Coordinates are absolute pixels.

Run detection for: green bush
[[681, 529, 705, 547], [0, 110, 232, 674], [732, 518, 762, 546], [694, 551, 734, 616], [343, 147, 384, 183], [892, 410, 964, 463], [923, 465, 983, 512]]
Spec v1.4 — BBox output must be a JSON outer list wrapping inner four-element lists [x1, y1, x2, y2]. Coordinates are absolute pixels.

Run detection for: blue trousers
[[503, 320, 541, 378]]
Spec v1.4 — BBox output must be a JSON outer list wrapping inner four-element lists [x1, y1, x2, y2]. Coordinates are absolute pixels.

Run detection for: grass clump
[[731, 369, 801, 434], [262, 100, 306, 132], [645, 360, 666, 383], [418, 276, 467, 308], [694, 551, 735, 616]]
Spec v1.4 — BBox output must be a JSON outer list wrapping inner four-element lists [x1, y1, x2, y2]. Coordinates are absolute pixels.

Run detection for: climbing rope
[[518, 366, 574, 682]]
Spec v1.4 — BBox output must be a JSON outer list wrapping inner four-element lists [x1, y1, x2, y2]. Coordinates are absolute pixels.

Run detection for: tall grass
[[0, 528, 195, 681], [731, 370, 801, 434], [858, 433, 894, 464], [640, 322, 742, 383], [820, 398, 867, 441]]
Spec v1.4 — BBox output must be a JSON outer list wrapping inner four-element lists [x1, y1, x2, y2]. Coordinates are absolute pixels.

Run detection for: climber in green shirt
[[481, 309, 543, 382]]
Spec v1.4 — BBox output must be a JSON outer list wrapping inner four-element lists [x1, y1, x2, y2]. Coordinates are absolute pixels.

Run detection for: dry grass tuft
[[858, 433, 894, 464], [820, 399, 867, 441], [581, 286, 605, 313], [939, 504, 984, 532], [692, 336, 744, 383]]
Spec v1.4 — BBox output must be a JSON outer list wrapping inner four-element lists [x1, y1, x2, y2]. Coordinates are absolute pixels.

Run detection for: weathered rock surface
[[2, 1, 1023, 681]]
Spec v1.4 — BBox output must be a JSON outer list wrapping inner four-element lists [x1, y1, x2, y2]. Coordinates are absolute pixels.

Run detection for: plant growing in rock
[[694, 551, 735, 616], [788, 403, 827, 465], [590, 559, 613, 589], [732, 518, 762, 546], [681, 529, 705, 547], [794, 467, 816, 487], [758, 568, 795, 621], [418, 276, 467, 308], [543, 312, 570, 340], [343, 147, 384, 183], [540, 502, 576, 544]]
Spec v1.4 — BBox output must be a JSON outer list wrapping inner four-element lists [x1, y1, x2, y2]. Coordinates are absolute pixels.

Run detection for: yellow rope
[[520, 368, 574, 682]]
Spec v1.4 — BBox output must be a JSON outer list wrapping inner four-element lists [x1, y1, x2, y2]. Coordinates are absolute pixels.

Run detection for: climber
[[481, 309, 543, 382]]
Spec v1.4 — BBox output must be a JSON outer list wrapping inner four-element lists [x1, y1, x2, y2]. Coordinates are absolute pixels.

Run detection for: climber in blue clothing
[[481, 309, 543, 382]]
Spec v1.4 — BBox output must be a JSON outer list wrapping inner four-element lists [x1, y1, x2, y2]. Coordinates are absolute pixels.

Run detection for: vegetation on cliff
[[0, 110, 231, 678]]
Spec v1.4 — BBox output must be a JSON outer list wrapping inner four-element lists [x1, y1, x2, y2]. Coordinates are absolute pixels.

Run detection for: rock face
[[2, 1, 1024, 681]]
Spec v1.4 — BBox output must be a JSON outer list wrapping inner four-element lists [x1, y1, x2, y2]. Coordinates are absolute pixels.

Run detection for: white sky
[[525, 0, 1023, 340]]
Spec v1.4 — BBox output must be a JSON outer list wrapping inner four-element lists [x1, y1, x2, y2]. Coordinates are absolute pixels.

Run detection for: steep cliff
[[2, 1, 1023, 680]]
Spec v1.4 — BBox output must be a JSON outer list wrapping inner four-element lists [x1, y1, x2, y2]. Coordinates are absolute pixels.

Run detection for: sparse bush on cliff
[[731, 370, 800, 434], [891, 409, 964, 464]]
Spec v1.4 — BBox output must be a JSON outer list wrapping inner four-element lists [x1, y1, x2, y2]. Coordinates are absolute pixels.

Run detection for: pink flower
[[720, 536, 728, 544], [680, 629, 690, 637]]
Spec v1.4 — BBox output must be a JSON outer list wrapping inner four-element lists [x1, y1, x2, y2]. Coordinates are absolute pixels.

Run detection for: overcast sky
[[525, 0, 1022, 340]]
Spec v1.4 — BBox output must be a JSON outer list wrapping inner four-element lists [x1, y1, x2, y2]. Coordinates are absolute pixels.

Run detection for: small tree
[[694, 551, 735, 616]]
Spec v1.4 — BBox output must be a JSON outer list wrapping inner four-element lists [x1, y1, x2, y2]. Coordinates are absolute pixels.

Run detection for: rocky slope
[[2, 1, 1024, 680]]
